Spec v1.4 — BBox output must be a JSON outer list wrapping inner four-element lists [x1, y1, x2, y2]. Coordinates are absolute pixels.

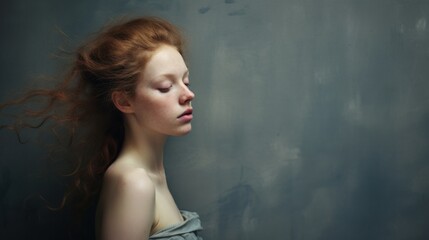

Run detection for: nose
[[179, 85, 195, 105]]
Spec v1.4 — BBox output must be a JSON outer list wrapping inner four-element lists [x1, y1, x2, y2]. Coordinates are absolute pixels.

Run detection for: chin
[[173, 126, 192, 136]]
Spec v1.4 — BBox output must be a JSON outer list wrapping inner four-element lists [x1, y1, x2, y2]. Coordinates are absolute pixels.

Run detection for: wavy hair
[[0, 16, 184, 213]]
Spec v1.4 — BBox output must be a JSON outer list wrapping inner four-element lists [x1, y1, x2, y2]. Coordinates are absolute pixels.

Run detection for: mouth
[[178, 108, 193, 118]]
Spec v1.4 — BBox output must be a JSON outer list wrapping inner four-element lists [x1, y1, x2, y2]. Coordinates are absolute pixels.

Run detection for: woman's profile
[[0, 17, 203, 240]]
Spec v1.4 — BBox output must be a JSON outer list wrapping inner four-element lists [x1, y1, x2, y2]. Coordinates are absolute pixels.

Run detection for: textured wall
[[1, 0, 429, 239]]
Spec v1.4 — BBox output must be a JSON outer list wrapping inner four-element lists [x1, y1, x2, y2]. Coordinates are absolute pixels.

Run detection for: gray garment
[[149, 211, 203, 240]]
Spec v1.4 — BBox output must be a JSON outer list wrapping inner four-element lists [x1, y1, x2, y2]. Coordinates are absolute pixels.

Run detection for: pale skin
[[95, 45, 195, 240]]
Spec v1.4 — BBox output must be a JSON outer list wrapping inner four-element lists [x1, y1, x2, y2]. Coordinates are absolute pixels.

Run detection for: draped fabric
[[149, 211, 203, 240]]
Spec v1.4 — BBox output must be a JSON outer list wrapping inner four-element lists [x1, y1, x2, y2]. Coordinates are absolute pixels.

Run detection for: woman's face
[[130, 45, 195, 136]]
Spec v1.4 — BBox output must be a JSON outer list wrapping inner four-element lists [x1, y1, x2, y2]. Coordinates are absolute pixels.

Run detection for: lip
[[178, 108, 193, 121]]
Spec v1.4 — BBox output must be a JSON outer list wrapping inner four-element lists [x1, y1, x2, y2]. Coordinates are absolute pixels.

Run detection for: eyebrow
[[154, 69, 189, 81]]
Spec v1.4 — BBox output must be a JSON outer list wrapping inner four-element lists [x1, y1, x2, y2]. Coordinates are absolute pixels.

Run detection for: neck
[[119, 118, 167, 174]]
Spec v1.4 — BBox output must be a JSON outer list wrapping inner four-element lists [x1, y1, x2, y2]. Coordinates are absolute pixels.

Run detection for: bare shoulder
[[97, 163, 156, 239], [103, 163, 155, 196]]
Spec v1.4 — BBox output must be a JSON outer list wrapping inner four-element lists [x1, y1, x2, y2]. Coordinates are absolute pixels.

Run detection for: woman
[[1, 17, 203, 240]]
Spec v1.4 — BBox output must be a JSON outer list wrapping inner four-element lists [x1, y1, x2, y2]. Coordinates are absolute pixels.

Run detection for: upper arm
[[98, 168, 155, 240]]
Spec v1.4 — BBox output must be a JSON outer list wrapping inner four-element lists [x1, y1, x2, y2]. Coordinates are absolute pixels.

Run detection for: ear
[[111, 91, 134, 114]]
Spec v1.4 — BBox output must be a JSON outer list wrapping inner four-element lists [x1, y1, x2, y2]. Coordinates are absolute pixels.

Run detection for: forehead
[[141, 45, 187, 82]]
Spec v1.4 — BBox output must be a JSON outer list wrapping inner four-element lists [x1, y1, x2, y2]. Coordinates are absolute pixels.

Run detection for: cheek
[[134, 94, 171, 118]]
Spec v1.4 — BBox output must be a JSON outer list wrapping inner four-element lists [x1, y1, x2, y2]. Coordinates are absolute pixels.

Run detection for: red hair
[[0, 16, 184, 213]]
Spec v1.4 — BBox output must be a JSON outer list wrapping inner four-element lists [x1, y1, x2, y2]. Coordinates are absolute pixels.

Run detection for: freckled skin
[[131, 45, 195, 136]]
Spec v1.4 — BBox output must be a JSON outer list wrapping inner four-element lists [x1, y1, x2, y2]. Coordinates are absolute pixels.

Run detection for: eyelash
[[158, 86, 171, 93], [157, 82, 190, 93]]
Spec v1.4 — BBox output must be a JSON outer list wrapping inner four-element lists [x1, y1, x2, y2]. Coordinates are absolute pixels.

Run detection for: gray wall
[[1, 0, 429, 239]]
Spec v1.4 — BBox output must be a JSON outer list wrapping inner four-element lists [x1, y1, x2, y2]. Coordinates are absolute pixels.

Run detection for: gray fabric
[[149, 211, 203, 240]]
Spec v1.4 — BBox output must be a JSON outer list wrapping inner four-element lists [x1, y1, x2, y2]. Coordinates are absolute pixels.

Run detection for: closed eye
[[158, 86, 171, 93]]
